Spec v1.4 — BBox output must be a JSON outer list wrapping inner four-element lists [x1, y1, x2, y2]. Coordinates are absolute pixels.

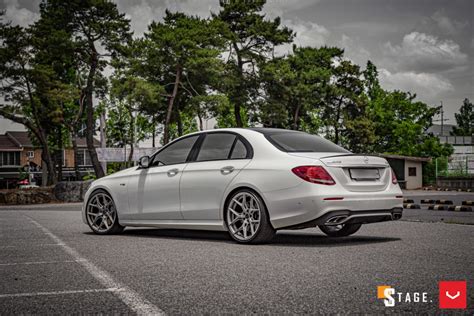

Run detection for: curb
[[428, 205, 447, 210], [435, 200, 453, 205], [447, 205, 473, 212], [403, 203, 420, 209]]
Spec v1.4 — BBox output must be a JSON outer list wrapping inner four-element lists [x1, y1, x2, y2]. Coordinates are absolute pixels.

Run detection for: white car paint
[[83, 128, 403, 232]]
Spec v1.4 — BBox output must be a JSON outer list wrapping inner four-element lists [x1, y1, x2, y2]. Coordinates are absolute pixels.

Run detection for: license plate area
[[349, 168, 380, 181]]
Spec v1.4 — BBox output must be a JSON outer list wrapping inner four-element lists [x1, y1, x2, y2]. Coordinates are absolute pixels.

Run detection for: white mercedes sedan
[[83, 128, 403, 244]]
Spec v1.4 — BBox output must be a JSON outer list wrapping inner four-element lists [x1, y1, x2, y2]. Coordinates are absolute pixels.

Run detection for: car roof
[[247, 128, 303, 136], [176, 127, 304, 140]]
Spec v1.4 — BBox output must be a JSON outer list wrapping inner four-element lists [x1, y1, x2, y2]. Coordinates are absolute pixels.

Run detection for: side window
[[196, 133, 236, 162], [230, 139, 248, 159], [151, 135, 199, 166]]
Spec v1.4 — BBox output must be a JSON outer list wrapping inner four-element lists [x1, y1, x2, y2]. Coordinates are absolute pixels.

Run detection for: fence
[[447, 154, 474, 175], [96, 148, 158, 163]]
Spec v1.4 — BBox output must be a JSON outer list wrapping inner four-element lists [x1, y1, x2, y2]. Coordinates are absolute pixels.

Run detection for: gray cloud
[[383, 31, 468, 73], [1, 0, 40, 26]]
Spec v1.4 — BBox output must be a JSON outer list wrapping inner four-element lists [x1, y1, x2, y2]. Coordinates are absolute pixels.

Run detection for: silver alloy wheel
[[227, 192, 261, 241], [86, 193, 117, 233]]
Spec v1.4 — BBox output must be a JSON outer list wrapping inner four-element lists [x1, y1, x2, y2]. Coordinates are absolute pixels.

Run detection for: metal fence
[[447, 154, 474, 175]]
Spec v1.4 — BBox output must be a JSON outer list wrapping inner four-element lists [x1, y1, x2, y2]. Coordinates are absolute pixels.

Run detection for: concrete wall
[[404, 160, 423, 189]]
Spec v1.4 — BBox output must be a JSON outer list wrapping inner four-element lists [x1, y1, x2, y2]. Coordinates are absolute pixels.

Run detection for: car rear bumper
[[263, 181, 403, 229], [280, 208, 403, 230]]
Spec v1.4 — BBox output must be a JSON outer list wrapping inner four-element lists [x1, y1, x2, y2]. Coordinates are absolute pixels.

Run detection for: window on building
[[0, 152, 20, 166], [27, 151, 34, 158], [77, 149, 92, 166], [408, 167, 417, 177]]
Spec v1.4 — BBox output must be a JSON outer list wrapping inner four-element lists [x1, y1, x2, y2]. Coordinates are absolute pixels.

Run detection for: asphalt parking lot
[[0, 194, 473, 314]]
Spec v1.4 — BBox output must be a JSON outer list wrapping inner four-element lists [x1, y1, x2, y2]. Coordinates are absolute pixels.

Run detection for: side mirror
[[138, 155, 150, 168]]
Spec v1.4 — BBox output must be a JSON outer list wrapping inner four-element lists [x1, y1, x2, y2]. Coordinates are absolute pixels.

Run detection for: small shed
[[381, 154, 431, 190]]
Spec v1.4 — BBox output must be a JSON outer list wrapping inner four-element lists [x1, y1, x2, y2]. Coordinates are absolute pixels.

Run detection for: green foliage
[[82, 172, 96, 181], [136, 10, 225, 143], [451, 98, 473, 136], [214, 0, 294, 127], [260, 46, 338, 130]]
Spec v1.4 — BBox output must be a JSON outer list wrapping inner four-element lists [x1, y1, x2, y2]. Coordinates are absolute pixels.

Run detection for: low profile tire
[[318, 223, 362, 237], [85, 190, 124, 235], [225, 189, 275, 244]]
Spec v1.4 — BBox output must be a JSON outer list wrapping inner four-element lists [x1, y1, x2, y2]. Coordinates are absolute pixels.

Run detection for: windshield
[[267, 132, 350, 153]]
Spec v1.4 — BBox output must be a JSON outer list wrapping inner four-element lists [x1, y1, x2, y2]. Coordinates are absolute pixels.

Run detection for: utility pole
[[433, 101, 449, 137]]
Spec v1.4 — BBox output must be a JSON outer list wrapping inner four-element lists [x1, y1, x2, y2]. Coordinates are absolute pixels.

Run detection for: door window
[[196, 133, 236, 162], [151, 135, 199, 166], [230, 139, 248, 159]]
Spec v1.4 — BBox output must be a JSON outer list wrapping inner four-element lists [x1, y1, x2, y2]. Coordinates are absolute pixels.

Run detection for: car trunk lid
[[289, 153, 391, 192]]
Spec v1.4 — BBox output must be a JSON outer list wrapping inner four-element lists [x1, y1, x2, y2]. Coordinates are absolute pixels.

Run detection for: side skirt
[[119, 219, 227, 232]]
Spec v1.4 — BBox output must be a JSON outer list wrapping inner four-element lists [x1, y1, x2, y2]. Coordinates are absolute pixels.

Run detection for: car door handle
[[167, 168, 179, 177], [220, 166, 235, 175]]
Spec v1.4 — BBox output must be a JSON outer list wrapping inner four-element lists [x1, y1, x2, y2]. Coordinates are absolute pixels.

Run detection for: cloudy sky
[[1, 0, 473, 132]]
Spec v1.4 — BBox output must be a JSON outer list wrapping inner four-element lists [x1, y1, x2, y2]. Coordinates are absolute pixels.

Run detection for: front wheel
[[318, 223, 362, 237], [85, 190, 124, 235], [225, 189, 275, 244]]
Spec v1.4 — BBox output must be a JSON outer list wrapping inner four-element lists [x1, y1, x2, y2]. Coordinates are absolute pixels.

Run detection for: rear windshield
[[267, 132, 350, 153]]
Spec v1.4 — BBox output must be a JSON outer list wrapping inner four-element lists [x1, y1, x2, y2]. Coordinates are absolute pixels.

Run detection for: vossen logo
[[377, 286, 431, 307]]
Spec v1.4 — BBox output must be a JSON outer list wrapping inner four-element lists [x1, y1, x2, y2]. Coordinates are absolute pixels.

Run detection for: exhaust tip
[[392, 213, 402, 220], [325, 215, 349, 225]]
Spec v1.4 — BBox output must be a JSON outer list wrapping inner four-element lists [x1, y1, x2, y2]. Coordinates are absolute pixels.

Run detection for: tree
[[139, 11, 225, 144], [37, 0, 132, 178], [321, 57, 365, 146], [109, 75, 161, 160], [214, 0, 294, 127], [362, 61, 452, 157], [0, 12, 75, 185], [451, 98, 473, 136], [259, 46, 338, 131]]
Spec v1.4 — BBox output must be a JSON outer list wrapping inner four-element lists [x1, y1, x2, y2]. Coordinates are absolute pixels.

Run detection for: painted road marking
[[0, 260, 85, 266], [0, 243, 64, 249], [26, 216, 165, 316], [0, 288, 121, 298]]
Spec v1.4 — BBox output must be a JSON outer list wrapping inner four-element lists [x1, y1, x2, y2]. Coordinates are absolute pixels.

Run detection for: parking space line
[[0, 288, 121, 298], [26, 216, 165, 316], [0, 243, 64, 249], [0, 260, 85, 266]]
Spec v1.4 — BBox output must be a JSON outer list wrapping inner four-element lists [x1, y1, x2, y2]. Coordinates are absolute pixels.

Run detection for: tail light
[[292, 166, 336, 185], [391, 168, 398, 184]]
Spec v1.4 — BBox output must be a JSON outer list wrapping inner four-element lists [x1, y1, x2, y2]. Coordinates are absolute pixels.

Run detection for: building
[[381, 154, 431, 190], [0, 131, 98, 189]]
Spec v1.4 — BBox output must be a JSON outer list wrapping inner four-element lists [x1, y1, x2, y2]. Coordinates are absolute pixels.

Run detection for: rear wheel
[[86, 190, 124, 235], [225, 189, 275, 244], [318, 223, 362, 237]]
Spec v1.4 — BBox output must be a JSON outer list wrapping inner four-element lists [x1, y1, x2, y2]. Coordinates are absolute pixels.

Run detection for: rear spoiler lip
[[319, 153, 390, 168], [319, 153, 381, 159]]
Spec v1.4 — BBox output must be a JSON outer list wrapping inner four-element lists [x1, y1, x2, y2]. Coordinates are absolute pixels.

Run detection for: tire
[[225, 189, 275, 244], [85, 189, 124, 235], [318, 223, 362, 237]]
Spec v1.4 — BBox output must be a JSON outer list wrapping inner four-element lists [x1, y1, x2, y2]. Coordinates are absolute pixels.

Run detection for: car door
[[179, 132, 252, 220], [126, 135, 200, 221]]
